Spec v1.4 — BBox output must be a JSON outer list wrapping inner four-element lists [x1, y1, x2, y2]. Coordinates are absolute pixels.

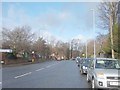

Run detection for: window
[[95, 59, 120, 69]]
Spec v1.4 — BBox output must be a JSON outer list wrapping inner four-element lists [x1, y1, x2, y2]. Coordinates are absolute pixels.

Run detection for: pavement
[[2, 60, 91, 88], [2, 59, 53, 67]]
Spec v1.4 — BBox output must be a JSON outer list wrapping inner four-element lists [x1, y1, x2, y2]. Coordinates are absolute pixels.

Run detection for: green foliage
[[113, 24, 120, 59], [66, 48, 70, 59], [100, 24, 120, 59], [101, 35, 111, 57], [6, 52, 17, 59]]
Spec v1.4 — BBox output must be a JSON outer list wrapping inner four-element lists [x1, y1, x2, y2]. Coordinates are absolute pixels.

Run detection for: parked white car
[[87, 58, 120, 89]]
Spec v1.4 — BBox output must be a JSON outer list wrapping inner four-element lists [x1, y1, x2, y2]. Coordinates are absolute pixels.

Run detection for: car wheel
[[87, 74, 90, 82], [80, 69, 83, 74], [92, 79, 95, 89]]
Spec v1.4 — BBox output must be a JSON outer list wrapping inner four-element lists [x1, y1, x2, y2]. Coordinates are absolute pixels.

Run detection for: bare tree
[[2, 26, 35, 54], [98, 1, 118, 29], [32, 37, 51, 59], [69, 39, 84, 58], [98, 1, 118, 58]]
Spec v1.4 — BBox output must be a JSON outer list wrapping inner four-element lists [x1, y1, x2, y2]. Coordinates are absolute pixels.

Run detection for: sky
[[2, 2, 108, 43]]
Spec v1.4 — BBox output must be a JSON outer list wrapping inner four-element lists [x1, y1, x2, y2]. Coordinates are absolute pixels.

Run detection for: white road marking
[[14, 63, 61, 79], [48, 64, 54, 66], [46, 65, 52, 68], [51, 64, 57, 66], [0, 82, 2, 84], [14, 72, 32, 79], [46, 63, 60, 68], [35, 68, 45, 71]]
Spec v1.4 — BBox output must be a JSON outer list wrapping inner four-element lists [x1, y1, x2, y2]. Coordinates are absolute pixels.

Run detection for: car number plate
[[110, 82, 119, 86]]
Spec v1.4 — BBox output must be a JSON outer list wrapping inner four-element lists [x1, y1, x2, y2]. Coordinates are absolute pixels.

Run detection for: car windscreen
[[82, 60, 90, 66], [95, 59, 120, 69], [77, 58, 80, 60]]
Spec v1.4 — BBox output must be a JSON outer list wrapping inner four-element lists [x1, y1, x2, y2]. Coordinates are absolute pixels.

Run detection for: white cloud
[[7, 5, 15, 19], [2, 4, 73, 43], [73, 34, 84, 40], [2, 3, 98, 43], [59, 11, 70, 20], [41, 31, 61, 44], [3, 4, 31, 28], [36, 10, 71, 29], [72, 34, 93, 43]]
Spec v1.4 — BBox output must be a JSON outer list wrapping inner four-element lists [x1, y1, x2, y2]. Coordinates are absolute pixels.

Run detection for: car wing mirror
[[91, 66, 94, 69]]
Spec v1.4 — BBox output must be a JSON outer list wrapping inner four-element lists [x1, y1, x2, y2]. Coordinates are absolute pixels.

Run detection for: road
[[2, 60, 90, 88]]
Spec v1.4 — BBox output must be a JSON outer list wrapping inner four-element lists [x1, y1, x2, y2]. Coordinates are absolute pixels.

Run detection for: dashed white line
[[0, 82, 2, 84], [46, 65, 52, 68], [14, 63, 61, 79], [51, 64, 56, 66], [14, 72, 32, 79], [46, 63, 60, 68], [35, 68, 45, 71]]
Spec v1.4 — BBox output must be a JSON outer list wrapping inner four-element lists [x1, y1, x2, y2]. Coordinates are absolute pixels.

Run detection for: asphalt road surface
[[2, 60, 90, 88]]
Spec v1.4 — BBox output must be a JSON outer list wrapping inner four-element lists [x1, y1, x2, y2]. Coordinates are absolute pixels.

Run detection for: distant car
[[77, 58, 85, 67], [75, 57, 81, 66], [72, 58, 75, 60], [57, 57, 62, 61], [1, 60, 4, 64], [80, 58, 91, 74], [87, 58, 120, 89]]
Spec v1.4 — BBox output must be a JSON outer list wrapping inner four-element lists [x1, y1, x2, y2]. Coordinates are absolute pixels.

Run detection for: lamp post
[[86, 40, 87, 58], [118, 1, 120, 59], [91, 9, 96, 59], [70, 41, 73, 59]]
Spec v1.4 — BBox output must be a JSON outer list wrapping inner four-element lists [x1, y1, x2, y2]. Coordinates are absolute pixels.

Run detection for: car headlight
[[83, 66, 86, 69], [97, 72, 104, 79]]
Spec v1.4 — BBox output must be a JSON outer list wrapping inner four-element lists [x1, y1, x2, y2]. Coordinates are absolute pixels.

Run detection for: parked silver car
[[87, 58, 120, 89], [80, 58, 91, 74], [76, 57, 81, 67]]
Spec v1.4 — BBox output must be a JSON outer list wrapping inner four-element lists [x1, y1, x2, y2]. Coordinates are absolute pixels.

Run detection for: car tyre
[[92, 79, 96, 89], [87, 74, 90, 82], [80, 69, 83, 74]]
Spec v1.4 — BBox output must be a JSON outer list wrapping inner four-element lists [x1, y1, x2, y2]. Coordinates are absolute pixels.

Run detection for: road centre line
[[36, 63, 57, 71], [46, 62, 61, 68], [49, 64, 55, 66], [14, 72, 32, 79], [14, 63, 60, 79], [35, 68, 45, 71], [46, 65, 52, 68]]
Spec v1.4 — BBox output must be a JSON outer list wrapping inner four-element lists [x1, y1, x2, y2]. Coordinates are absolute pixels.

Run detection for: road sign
[[0, 49, 12, 53]]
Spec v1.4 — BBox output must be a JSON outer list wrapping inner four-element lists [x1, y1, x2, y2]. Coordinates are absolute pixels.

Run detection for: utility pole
[[91, 9, 96, 58], [118, 1, 120, 59], [110, 15, 115, 59]]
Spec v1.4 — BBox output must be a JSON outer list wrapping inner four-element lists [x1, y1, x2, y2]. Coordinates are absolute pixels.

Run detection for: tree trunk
[[110, 15, 115, 58]]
